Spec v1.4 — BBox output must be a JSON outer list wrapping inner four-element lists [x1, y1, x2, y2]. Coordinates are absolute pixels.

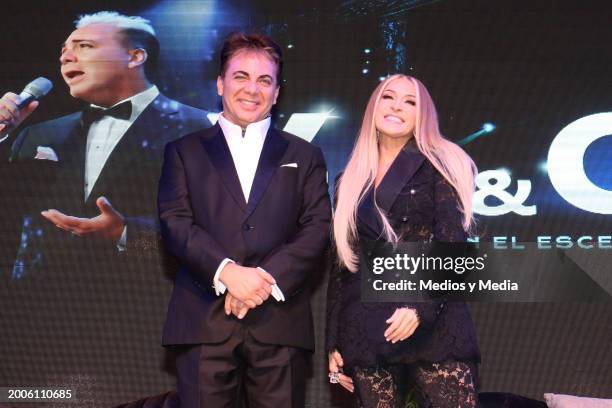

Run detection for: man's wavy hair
[[219, 32, 283, 84]]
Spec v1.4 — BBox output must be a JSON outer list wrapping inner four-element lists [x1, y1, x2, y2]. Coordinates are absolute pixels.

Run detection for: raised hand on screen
[[41, 196, 125, 242], [0, 92, 39, 134]]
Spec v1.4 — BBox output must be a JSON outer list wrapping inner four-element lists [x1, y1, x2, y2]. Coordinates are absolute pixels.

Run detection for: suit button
[[243, 224, 253, 231], [401, 216, 408, 222]]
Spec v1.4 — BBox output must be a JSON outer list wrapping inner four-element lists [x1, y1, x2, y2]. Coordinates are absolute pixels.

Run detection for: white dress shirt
[[84, 85, 159, 199], [213, 113, 284, 302], [84, 85, 160, 249]]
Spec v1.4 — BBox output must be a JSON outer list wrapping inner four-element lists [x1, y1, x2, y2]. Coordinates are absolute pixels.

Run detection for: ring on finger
[[328, 372, 340, 384]]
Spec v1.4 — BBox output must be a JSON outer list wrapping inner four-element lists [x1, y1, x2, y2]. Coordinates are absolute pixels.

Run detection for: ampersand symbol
[[473, 170, 536, 216]]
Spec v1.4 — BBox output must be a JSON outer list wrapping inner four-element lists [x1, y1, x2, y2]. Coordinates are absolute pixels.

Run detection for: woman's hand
[[384, 307, 420, 343], [328, 350, 354, 393]]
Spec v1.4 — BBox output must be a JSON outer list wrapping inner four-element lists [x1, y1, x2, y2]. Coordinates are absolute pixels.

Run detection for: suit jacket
[[159, 123, 331, 350], [326, 140, 480, 370], [1, 93, 210, 272]]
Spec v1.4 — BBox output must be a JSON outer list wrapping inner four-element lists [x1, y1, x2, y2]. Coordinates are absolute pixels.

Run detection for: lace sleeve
[[411, 301, 446, 329], [433, 169, 468, 243]]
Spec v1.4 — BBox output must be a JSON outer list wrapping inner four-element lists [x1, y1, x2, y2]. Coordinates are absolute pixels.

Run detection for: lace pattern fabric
[[353, 360, 478, 408], [353, 365, 405, 408]]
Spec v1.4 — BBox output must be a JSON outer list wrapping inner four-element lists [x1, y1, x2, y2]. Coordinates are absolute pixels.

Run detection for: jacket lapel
[[85, 94, 178, 206], [245, 127, 288, 217], [201, 124, 247, 211], [54, 115, 88, 207], [356, 142, 426, 238], [375, 141, 426, 215], [357, 187, 384, 238]]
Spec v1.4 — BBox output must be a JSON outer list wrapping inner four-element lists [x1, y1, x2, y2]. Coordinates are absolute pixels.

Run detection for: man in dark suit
[[0, 11, 210, 404], [158, 33, 331, 407], [0, 11, 210, 272]]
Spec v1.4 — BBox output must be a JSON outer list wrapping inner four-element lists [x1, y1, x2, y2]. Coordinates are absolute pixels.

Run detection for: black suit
[[0, 94, 210, 406], [158, 123, 331, 406]]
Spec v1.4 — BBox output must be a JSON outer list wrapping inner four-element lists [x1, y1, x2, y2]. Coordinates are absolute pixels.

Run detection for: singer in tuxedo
[[0, 12, 210, 404], [158, 33, 331, 407]]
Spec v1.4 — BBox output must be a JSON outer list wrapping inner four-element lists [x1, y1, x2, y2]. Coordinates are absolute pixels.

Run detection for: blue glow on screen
[[583, 134, 612, 190]]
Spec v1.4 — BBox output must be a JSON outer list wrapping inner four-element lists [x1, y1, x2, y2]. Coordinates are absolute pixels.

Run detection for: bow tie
[[81, 101, 132, 125]]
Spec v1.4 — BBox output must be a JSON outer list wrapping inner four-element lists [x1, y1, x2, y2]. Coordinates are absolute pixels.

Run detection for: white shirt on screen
[[84, 85, 160, 249], [84, 85, 159, 199]]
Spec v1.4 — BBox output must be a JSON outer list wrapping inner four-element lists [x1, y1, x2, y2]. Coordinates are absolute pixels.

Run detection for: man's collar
[[218, 113, 271, 140], [89, 85, 160, 122]]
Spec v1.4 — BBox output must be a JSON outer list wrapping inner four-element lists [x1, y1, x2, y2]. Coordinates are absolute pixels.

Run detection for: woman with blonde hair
[[326, 74, 481, 407]]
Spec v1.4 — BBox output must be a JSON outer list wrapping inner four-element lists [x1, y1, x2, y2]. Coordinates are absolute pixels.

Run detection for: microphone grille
[[24, 77, 53, 99]]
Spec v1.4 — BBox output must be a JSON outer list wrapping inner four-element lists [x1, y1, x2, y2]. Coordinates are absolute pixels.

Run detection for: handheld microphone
[[0, 77, 53, 139], [16, 77, 53, 109]]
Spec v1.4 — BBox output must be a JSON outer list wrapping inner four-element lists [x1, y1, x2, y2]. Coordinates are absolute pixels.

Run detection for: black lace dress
[[326, 142, 481, 407]]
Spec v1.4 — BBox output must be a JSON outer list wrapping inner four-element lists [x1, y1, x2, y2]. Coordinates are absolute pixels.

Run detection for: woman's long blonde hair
[[333, 74, 477, 272]]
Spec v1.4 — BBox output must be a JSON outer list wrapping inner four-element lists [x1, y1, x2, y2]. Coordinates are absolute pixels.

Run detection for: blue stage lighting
[[482, 122, 496, 132]]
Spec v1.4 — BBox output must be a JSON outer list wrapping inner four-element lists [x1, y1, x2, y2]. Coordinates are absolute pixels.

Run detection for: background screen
[[1, 0, 610, 406]]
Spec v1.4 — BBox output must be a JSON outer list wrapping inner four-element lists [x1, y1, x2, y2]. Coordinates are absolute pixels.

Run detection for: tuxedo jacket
[[326, 140, 480, 370], [159, 123, 331, 350], [0, 93, 210, 271]]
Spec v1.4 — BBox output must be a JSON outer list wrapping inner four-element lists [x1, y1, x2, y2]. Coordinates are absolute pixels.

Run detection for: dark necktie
[[81, 100, 132, 127]]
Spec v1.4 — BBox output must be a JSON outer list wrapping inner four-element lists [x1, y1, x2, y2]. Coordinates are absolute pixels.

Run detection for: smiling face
[[374, 76, 417, 141], [60, 23, 136, 106], [217, 50, 280, 128]]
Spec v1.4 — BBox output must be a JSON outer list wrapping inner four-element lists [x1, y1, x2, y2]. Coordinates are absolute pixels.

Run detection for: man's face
[[60, 23, 132, 106], [217, 50, 280, 128]]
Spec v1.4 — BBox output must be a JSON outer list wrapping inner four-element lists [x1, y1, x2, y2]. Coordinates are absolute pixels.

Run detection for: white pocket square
[[280, 162, 298, 168], [35, 146, 58, 162]]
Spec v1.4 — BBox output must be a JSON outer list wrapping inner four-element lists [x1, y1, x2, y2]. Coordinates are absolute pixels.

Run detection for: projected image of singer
[[158, 33, 331, 407], [0, 11, 210, 275], [326, 75, 481, 407], [0, 11, 210, 402]]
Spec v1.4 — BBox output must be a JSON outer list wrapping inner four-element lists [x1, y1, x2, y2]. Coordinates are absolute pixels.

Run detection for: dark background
[[1, 0, 611, 406]]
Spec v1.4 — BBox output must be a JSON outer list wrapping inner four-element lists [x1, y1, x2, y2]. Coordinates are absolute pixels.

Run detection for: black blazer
[[158, 123, 331, 350], [326, 140, 480, 371]]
